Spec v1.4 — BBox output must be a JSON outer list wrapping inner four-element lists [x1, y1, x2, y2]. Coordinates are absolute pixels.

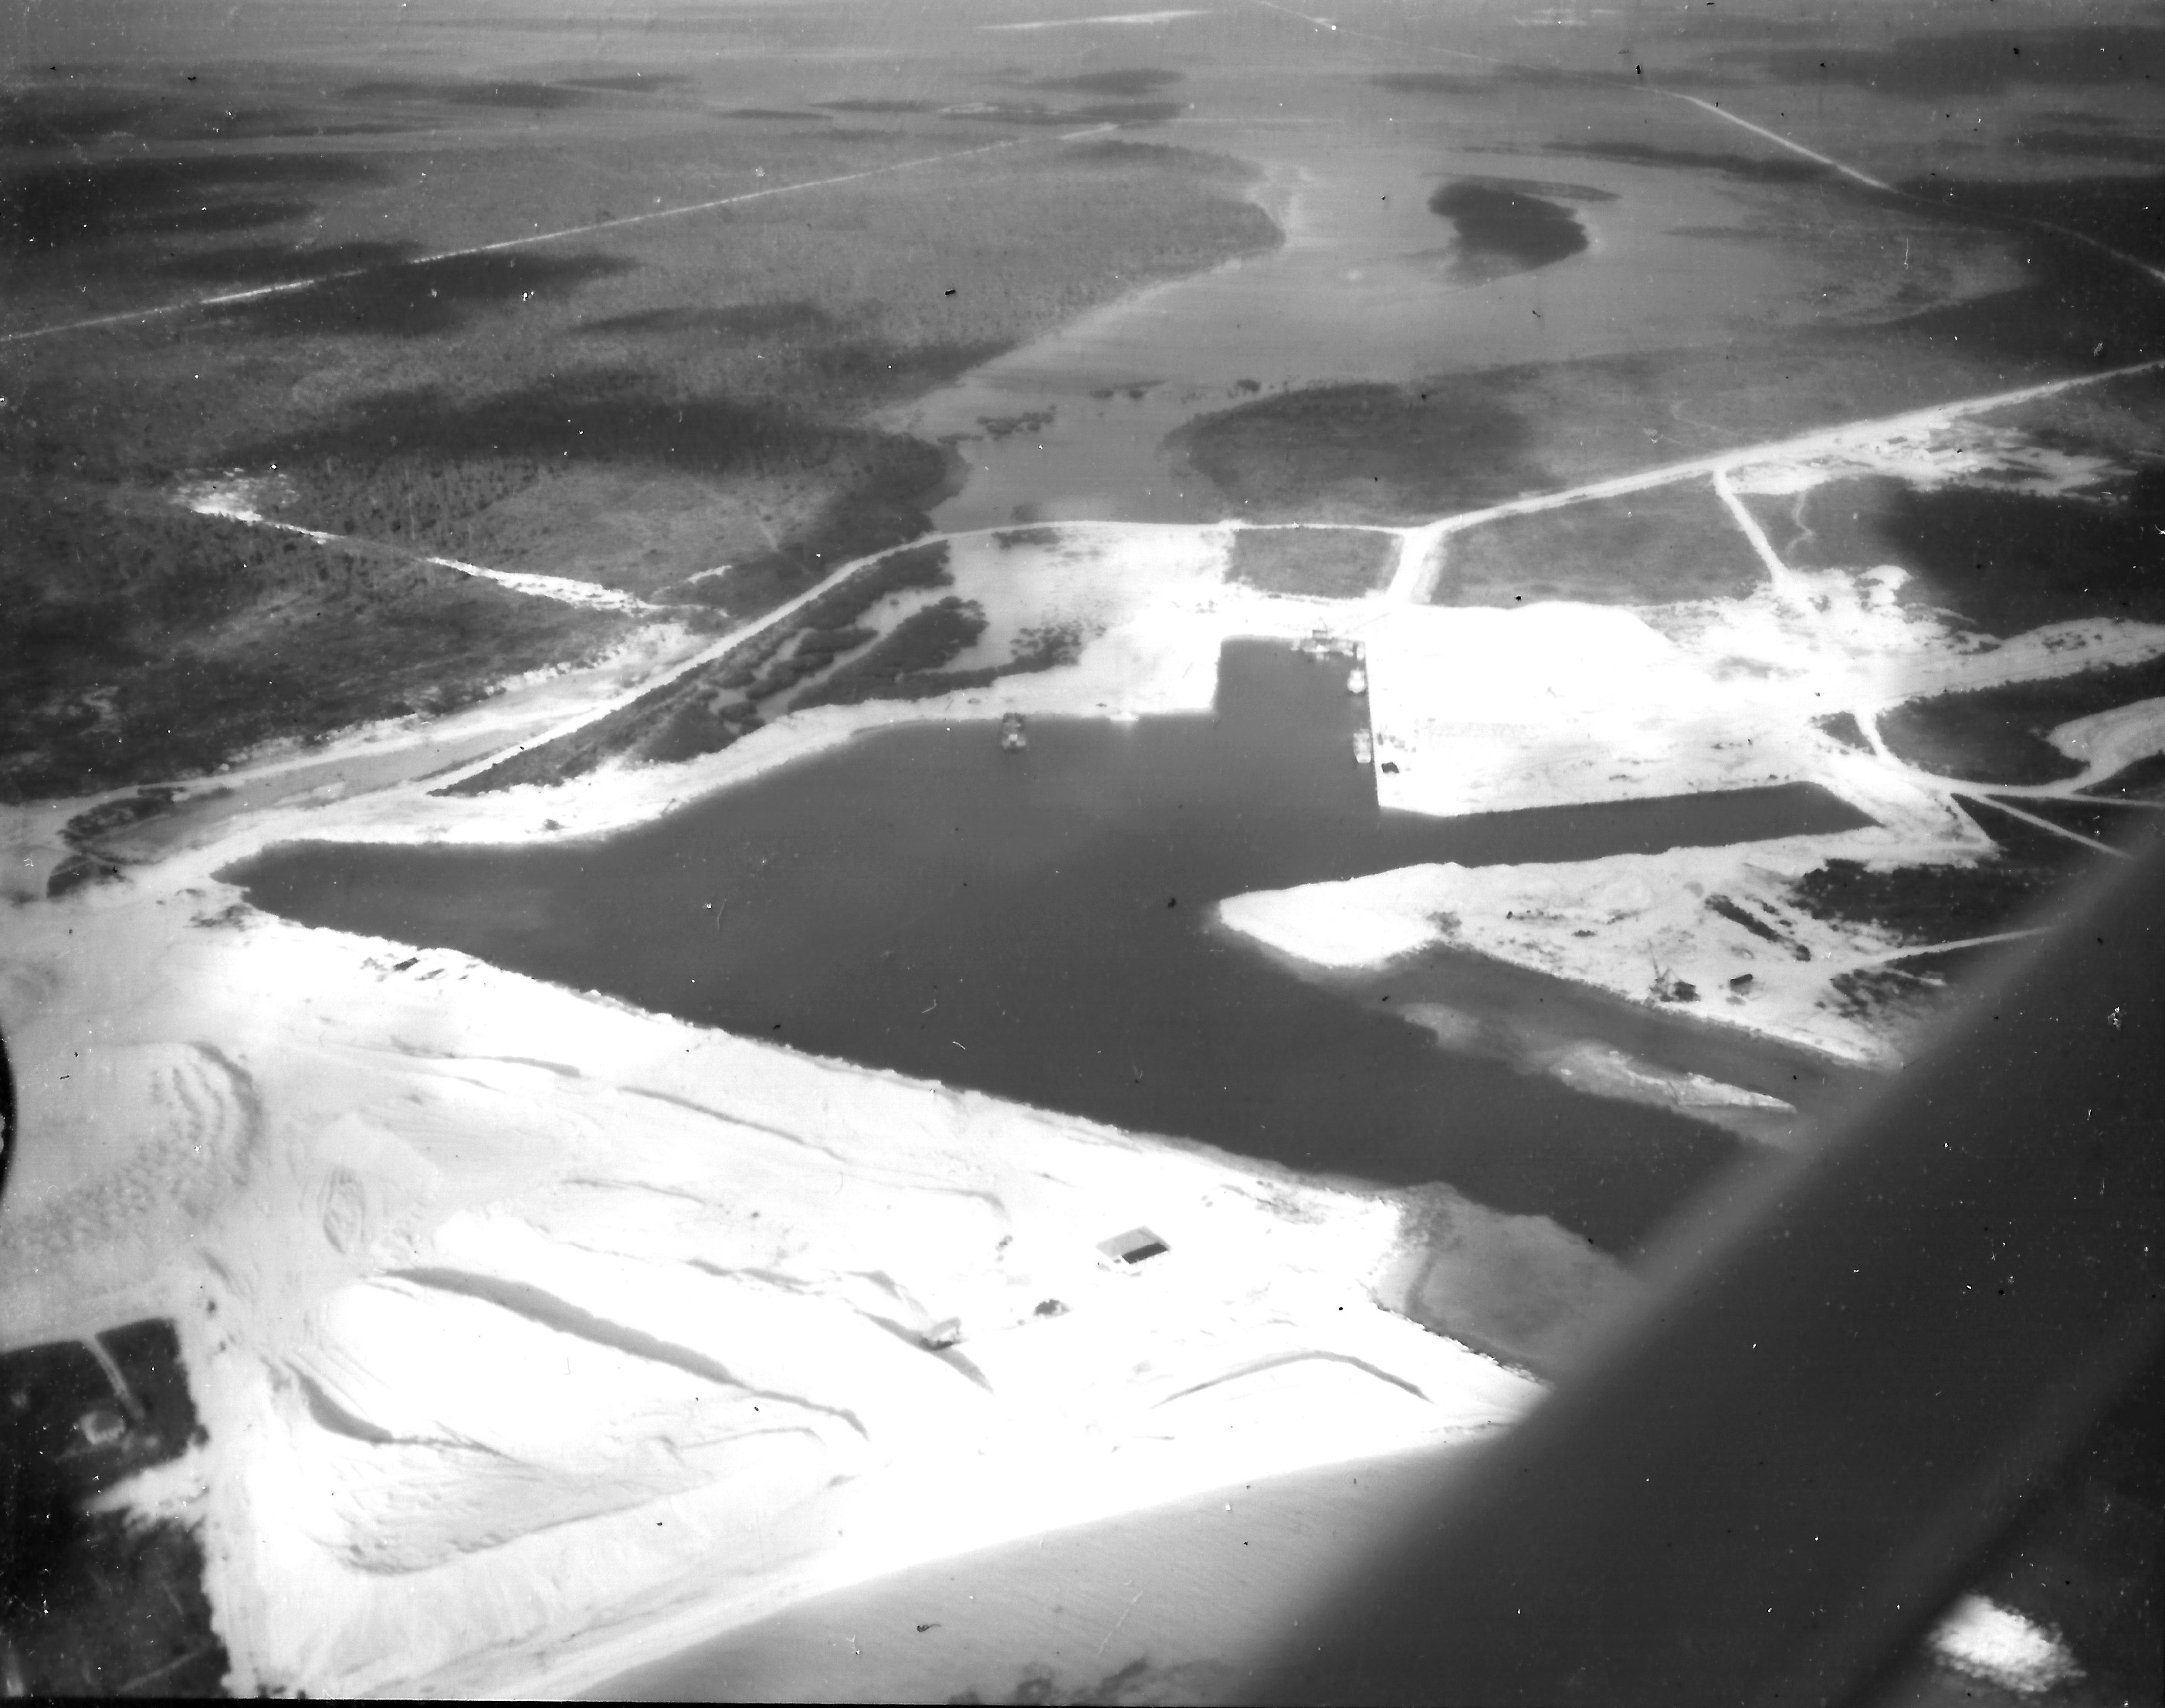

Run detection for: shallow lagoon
[[900, 105, 1815, 532], [231, 643, 1872, 1250]]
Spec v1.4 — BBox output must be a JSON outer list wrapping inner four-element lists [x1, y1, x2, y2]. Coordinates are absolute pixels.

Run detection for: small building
[[1096, 1227, 1170, 1266]]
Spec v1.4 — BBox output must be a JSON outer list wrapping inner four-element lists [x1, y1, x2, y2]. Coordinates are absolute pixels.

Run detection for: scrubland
[[2, 63, 1276, 800]]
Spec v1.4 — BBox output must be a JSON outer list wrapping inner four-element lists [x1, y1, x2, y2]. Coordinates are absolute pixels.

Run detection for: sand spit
[[176, 473, 654, 613], [1376, 997, 1798, 1145], [1219, 835, 1939, 1066], [2048, 695, 2165, 780]]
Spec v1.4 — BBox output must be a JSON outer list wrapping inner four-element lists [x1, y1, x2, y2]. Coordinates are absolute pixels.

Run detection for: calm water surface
[[900, 117, 1802, 531], [232, 645, 1873, 1250]]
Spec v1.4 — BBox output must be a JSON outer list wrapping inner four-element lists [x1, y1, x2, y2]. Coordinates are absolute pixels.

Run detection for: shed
[[1096, 1226, 1170, 1265]]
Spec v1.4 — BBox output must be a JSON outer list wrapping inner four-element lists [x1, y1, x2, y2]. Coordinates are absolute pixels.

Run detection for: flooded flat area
[[229, 643, 1873, 1250], [899, 111, 1817, 530], [1334, 946, 1875, 1149]]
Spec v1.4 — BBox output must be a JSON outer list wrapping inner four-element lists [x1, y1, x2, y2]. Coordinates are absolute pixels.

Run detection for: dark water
[[229, 643, 1874, 1250]]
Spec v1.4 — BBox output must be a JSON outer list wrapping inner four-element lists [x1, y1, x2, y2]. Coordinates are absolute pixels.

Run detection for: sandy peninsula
[[2, 857, 1540, 1698], [8, 375, 2163, 1696], [2, 520, 1542, 1699]]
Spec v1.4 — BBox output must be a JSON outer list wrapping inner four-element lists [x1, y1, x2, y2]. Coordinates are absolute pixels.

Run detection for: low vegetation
[[792, 621, 1081, 711], [793, 597, 988, 707], [445, 541, 974, 788], [445, 537, 1084, 791], [2, 69, 1281, 798], [1225, 527, 1398, 598], [4, 114, 1277, 615], [1787, 792, 2106, 943], [1171, 380, 1544, 524], [1173, 224, 2165, 525], [0, 486, 630, 801], [1427, 181, 1587, 280], [256, 391, 955, 607], [1791, 858, 2051, 942], [791, 540, 956, 629], [1434, 480, 1761, 606], [1823, 962, 1956, 1037], [1751, 472, 2165, 636]]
